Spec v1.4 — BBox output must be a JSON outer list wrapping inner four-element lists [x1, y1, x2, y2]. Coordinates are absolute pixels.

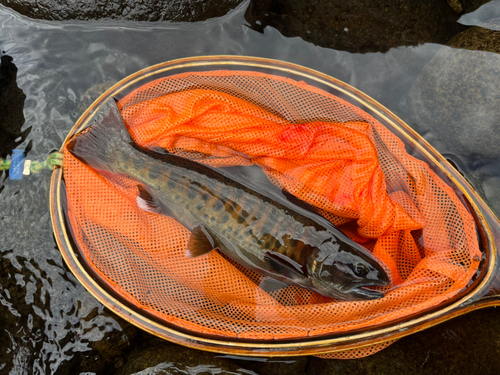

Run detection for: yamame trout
[[67, 98, 390, 300]]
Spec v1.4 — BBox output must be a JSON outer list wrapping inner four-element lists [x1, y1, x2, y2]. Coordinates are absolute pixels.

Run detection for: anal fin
[[137, 185, 162, 214], [186, 225, 216, 258]]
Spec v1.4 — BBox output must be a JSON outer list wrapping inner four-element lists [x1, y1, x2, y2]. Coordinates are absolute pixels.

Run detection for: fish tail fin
[[66, 98, 133, 172]]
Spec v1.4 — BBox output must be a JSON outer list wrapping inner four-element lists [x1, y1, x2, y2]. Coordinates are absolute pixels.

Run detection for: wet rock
[[245, 0, 467, 54], [462, 0, 493, 13], [114, 336, 251, 375], [448, 0, 464, 13], [0, 250, 138, 375], [448, 18, 500, 50], [0, 0, 244, 22], [450, 0, 492, 14], [306, 308, 500, 375], [0, 55, 29, 159], [408, 19, 500, 162], [230, 354, 309, 375]]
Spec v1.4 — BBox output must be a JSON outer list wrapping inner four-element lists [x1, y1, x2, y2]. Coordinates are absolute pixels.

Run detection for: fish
[[67, 98, 390, 301]]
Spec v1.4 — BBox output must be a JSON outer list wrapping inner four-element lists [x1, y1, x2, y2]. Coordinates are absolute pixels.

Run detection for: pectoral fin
[[186, 225, 216, 258], [264, 251, 308, 283]]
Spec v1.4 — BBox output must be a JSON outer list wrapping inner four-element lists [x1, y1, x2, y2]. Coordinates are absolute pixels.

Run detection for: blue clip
[[10, 149, 25, 180]]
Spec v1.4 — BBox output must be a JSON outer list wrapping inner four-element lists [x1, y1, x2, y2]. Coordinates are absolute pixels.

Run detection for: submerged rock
[[306, 308, 500, 375], [407, 18, 500, 216], [0, 0, 243, 22], [77, 81, 116, 118], [408, 19, 500, 162], [0, 251, 138, 375], [244, 0, 468, 53], [114, 337, 252, 375]]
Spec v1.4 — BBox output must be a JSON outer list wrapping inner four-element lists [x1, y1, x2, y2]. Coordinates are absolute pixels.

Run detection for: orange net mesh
[[315, 340, 398, 359], [63, 70, 481, 357]]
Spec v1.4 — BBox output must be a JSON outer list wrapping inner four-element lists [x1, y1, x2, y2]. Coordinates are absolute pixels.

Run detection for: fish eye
[[353, 263, 368, 277]]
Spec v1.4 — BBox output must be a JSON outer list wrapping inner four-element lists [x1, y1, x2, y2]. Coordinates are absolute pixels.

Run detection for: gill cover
[[308, 246, 390, 300]]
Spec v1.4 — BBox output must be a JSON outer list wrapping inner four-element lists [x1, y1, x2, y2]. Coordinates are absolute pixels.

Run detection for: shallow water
[[1, 0, 500, 373]]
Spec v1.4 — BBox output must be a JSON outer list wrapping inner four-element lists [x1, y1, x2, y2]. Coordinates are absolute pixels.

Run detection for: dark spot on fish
[[222, 215, 229, 223], [124, 165, 129, 170], [168, 172, 179, 188], [133, 157, 145, 170], [185, 204, 190, 209], [228, 227, 233, 232], [264, 242, 271, 249], [289, 239, 299, 247], [213, 201, 223, 212], [210, 216, 215, 223], [187, 186, 198, 199], [253, 238, 258, 244], [222, 230, 226, 235], [175, 195, 180, 200], [204, 214, 208, 219], [149, 165, 160, 180], [242, 211, 249, 218], [196, 204, 203, 211], [252, 217, 257, 221], [219, 186, 230, 199], [234, 230, 240, 236], [237, 216, 245, 224], [202, 193, 209, 201], [275, 241, 282, 250]]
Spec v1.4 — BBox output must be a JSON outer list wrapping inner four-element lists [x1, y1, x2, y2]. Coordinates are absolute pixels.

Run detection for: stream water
[[1, 0, 500, 373]]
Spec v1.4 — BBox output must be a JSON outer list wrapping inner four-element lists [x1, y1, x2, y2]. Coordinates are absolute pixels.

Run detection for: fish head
[[307, 242, 390, 301]]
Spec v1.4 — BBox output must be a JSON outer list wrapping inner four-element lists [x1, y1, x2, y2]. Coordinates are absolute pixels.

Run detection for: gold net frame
[[50, 56, 499, 358]]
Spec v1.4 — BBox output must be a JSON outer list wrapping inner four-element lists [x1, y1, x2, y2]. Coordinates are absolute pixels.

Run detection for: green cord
[[0, 158, 10, 171], [0, 152, 64, 174]]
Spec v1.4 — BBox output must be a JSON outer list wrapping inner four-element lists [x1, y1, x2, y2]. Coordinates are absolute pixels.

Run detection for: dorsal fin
[[186, 225, 216, 258]]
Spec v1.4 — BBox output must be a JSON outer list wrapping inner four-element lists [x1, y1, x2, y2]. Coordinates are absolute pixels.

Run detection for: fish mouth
[[349, 286, 385, 300]]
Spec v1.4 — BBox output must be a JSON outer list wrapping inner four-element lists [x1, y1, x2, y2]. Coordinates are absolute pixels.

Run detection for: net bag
[[62, 70, 481, 358]]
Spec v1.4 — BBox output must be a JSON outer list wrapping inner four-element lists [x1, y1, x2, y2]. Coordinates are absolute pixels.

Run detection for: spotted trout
[[67, 98, 390, 300]]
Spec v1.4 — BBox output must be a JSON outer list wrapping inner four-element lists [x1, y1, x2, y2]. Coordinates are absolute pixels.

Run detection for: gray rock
[[408, 20, 500, 162], [0, 0, 243, 22]]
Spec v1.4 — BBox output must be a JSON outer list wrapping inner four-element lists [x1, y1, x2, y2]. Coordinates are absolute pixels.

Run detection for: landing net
[[62, 70, 481, 358]]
